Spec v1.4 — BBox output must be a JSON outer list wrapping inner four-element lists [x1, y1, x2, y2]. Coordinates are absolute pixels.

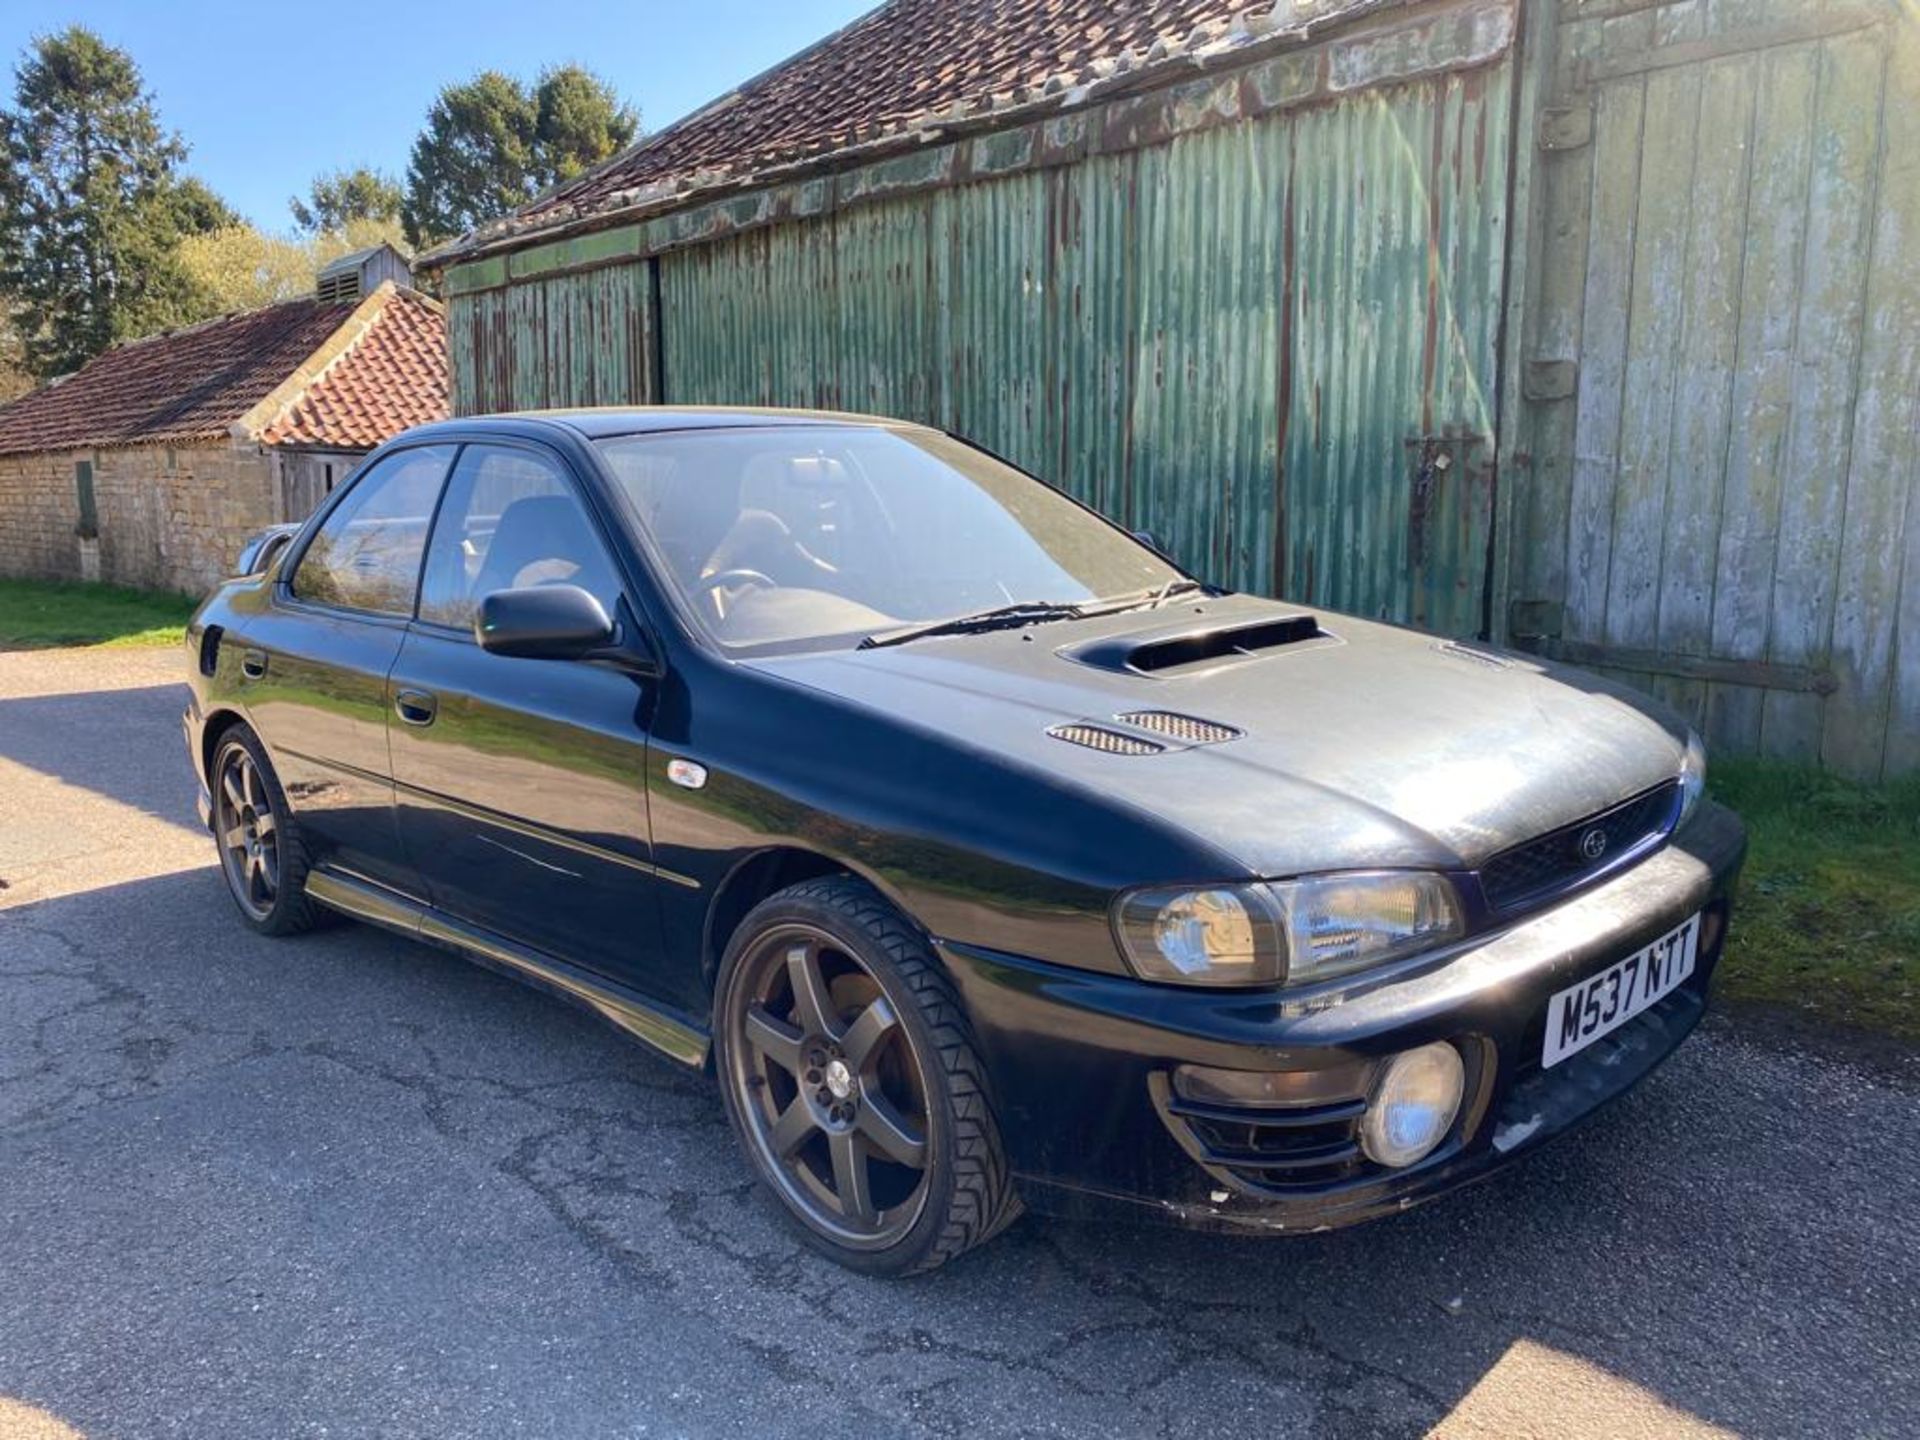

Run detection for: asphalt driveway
[[1, 647, 1915, 1440]]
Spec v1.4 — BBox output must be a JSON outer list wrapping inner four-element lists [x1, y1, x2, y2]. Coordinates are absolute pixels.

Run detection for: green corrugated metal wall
[[451, 264, 653, 415], [650, 61, 1511, 636], [443, 0, 1920, 778]]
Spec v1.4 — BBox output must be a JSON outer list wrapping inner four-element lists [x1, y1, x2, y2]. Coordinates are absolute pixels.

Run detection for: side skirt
[[304, 868, 710, 1070]]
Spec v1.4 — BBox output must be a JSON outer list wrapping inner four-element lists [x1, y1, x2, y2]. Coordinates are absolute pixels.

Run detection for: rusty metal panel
[[1127, 121, 1284, 597], [650, 57, 1513, 632], [1051, 154, 1136, 523], [1277, 63, 1508, 632], [448, 262, 654, 414], [835, 198, 935, 420], [661, 223, 839, 408]]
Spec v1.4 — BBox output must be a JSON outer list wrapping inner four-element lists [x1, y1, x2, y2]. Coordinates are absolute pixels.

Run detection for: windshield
[[595, 426, 1182, 652]]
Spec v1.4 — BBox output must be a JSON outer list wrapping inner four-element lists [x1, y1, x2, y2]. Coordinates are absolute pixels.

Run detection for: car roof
[[396, 406, 933, 446]]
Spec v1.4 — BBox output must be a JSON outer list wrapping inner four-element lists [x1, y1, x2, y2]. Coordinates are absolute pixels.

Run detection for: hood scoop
[[1066, 613, 1332, 677]]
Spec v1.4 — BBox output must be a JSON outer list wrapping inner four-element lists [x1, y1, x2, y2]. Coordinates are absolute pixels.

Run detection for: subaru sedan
[[183, 408, 1745, 1275]]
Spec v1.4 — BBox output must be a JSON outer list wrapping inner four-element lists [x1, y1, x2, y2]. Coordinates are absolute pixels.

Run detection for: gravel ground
[[1, 645, 1915, 1440]]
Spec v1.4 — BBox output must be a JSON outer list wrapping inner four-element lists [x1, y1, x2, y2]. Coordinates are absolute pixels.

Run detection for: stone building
[[0, 246, 447, 596]]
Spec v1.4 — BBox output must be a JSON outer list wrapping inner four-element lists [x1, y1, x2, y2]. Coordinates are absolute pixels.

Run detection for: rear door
[[385, 441, 671, 996], [236, 443, 456, 895]]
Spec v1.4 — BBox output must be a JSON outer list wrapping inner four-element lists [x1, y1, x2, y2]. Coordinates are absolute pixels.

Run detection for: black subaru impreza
[[184, 408, 1745, 1274]]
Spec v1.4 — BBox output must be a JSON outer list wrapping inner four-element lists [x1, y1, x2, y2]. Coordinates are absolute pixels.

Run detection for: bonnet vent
[[1114, 711, 1242, 744], [1046, 723, 1165, 756], [1067, 614, 1331, 676]]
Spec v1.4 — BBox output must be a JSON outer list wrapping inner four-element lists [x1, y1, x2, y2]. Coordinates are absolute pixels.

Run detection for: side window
[[290, 445, 453, 615], [418, 444, 623, 632]]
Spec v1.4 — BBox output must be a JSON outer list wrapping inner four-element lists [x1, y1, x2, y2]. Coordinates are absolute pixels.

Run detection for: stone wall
[[0, 441, 279, 597]]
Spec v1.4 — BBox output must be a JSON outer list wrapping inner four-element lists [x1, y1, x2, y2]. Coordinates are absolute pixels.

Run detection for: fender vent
[[1047, 723, 1165, 756], [1114, 711, 1242, 745]]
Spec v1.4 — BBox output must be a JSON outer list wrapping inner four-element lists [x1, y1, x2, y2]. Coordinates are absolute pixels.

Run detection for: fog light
[[1359, 1042, 1465, 1169]]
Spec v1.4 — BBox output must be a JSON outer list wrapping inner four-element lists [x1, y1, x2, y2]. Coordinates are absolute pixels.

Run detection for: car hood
[[747, 595, 1687, 879]]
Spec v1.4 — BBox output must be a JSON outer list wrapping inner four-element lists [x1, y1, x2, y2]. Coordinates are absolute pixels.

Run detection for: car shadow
[[3, 864, 1909, 1439], [0, 680, 203, 836]]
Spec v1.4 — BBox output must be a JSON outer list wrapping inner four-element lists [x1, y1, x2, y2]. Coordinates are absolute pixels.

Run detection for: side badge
[[667, 758, 708, 791]]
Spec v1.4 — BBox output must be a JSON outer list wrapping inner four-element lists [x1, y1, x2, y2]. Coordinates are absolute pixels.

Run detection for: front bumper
[[937, 799, 1746, 1233]]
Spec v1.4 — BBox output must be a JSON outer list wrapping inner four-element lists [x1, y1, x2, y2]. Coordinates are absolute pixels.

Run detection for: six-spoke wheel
[[208, 724, 319, 936], [715, 877, 1020, 1274]]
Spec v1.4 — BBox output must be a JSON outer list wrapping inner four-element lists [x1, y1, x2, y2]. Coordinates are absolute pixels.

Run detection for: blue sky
[[1, 1, 874, 231]]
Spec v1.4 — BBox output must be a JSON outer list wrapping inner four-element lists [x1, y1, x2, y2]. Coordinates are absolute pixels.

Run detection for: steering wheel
[[694, 567, 776, 621]]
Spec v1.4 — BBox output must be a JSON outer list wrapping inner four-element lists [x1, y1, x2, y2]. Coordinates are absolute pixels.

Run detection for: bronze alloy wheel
[[207, 724, 320, 937], [715, 877, 1021, 1274], [215, 739, 281, 921], [724, 920, 934, 1248]]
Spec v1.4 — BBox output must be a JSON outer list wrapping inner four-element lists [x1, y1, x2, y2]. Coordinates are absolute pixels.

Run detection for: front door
[[385, 442, 670, 997], [239, 443, 455, 895]]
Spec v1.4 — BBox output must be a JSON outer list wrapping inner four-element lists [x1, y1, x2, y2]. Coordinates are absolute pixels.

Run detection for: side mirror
[[1132, 529, 1171, 560], [475, 585, 615, 661], [238, 522, 301, 576]]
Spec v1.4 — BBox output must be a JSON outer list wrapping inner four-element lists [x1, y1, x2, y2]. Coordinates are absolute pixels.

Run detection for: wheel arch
[[701, 845, 926, 992], [199, 707, 250, 781]]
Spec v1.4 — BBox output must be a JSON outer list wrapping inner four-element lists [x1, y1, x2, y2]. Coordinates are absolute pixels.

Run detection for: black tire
[[713, 876, 1022, 1276], [208, 722, 322, 937]]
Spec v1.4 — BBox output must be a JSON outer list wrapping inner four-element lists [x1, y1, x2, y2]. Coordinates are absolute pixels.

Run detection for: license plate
[[1542, 914, 1700, 1068]]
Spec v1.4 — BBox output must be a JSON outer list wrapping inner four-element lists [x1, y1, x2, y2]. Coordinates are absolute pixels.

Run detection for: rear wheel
[[714, 876, 1021, 1275], [210, 724, 320, 936]]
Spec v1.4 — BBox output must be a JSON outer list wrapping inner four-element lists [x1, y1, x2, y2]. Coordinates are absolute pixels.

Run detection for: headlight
[[1112, 871, 1462, 987], [1112, 884, 1285, 985], [1274, 871, 1465, 984], [1678, 730, 1707, 823]]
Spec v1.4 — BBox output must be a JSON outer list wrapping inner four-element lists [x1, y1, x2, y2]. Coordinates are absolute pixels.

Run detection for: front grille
[[1046, 722, 1164, 756], [1480, 781, 1681, 915], [1154, 1084, 1369, 1192], [1114, 711, 1243, 745]]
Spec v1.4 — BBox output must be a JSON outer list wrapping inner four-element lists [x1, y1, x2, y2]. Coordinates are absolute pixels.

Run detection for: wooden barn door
[[1506, 0, 1920, 777]]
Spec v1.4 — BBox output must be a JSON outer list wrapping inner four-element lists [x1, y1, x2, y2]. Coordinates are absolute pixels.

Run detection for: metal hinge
[[1525, 359, 1579, 401], [1539, 99, 1594, 152]]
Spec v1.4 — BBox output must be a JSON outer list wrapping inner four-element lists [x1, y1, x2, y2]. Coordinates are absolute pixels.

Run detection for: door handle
[[240, 649, 268, 679], [394, 689, 438, 727]]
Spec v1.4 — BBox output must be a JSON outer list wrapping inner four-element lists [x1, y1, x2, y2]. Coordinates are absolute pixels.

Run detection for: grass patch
[[1711, 759, 1920, 1043], [0, 578, 197, 650]]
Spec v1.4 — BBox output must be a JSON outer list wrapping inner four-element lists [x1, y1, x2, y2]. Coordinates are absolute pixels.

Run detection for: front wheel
[[714, 877, 1021, 1275]]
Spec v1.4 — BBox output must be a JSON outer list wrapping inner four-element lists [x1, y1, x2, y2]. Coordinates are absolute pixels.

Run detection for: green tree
[[290, 165, 403, 234], [0, 27, 232, 378], [174, 216, 415, 322], [532, 65, 639, 186], [176, 224, 318, 313], [403, 65, 637, 248], [0, 313, 31, 403]]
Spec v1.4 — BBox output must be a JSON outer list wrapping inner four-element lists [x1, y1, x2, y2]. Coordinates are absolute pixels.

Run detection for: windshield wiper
[[1091, 578, 1209, 613], [859, 600, 1086, 650], [1140, 578, 1207, 609]]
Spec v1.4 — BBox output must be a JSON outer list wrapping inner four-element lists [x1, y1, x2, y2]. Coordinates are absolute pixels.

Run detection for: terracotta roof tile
[[0, 287, 448, 457], [0, 300, 353, 456], [261, 290, 448, 449], [488, 0, 1271, 241]]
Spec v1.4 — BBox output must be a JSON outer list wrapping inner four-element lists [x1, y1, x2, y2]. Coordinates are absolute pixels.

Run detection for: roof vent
[[1114, 711, 1242, 745], [1047, 722, 1165, 756], [314, 243, 412, 305]]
